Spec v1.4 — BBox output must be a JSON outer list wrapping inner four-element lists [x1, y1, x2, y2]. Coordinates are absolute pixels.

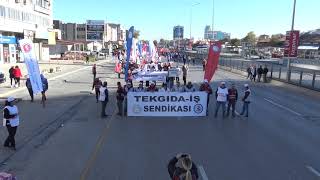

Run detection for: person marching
[[226, 83, 238, 118], [135, 82, 145, 92], [214, 82, 228, 118], [159, 83, 170, 92], [13, 66, 22, 87], [168, 153, 199, 180], [40, 74, 48, 108], [172, 81, 185, 92], [99, 81, 109, 118], [92, 64, 97, 80], [263, 66, 269, 83], [257, 65, 263, 82], [240, 84, 251, 117], [26, 77, 34, 102], [116, 82, 125, 116], [185, 82, 196, 92], [147, 81, 158, 92], [199, 79, 213, 116], [123, 82, 135, 116], [251, 65, 257, 82], [92, 78, 102, 103], [9, 66, 15, 88], [3, 97, 19, 150], [182, 65, 188, 86]]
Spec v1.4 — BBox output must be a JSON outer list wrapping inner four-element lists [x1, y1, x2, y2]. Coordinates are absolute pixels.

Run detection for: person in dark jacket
[[9, 66, 15, 87], [40, 74, 48, 108], [240, 84, 251, 117], [257, 65, 263, 82], [168, 154, 199, 180], [246, 66, 252, 79], [92, 78, 102, 103], [3, 97, 19, 151], [13, 66, 22, 87], [182, 65, 188, 86], [26, 78, 34, 102], [263, 66, 269, 83], [99, 81, 109, 118], [92, 64, 97, 80], [199, 79, 213, 116], [227, 83, 238, 117], [116, 82, 125, 116]]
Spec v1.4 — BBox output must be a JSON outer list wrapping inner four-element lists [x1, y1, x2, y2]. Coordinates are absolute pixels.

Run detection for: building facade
[[173, 26, 184, 40], [0, 0, 53, 63], [204, 26, 230, 41]]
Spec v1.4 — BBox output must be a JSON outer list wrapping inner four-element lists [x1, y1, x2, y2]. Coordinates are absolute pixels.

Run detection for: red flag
[[204, 41, 222, 82]]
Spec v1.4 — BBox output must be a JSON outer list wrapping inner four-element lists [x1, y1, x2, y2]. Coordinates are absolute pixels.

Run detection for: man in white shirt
[[214, 82, 229, 118]]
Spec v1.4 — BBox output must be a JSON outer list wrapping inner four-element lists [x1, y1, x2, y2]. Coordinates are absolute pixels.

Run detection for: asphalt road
[[1, 60, 320, 180]]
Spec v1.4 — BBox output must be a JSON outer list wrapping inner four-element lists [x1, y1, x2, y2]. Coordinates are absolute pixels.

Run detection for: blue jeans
[[241, 102, 250, 117], [214, 101, 226, 117]]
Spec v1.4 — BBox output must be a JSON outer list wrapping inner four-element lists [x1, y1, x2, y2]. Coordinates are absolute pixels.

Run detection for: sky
[[53, 0, 320, 41]]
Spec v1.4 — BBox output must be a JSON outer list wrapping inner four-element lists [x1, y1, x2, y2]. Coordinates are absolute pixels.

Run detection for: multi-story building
[[0, 0, 53, 63], [204, 25, 213, 40], [204, 26, 230, 41], [105, 23, 120, 42], [173, 26, 184, 40]]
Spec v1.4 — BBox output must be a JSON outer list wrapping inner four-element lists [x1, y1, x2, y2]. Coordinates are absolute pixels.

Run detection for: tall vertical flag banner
[[284, 30, 300, 58], [19, 39, 43, 94], [204, 41, 222, 82], [125, 26, 134, 81]]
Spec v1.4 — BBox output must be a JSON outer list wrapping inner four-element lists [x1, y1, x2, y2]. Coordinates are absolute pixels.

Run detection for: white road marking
[[264, 98, 302, 116], [198, 165, 209, 180], [306, 165, 320, 177]]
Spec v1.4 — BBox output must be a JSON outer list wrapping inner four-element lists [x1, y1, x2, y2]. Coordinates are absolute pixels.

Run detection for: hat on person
[[244, 84, 249, 87], [7, 97, 15, 103]]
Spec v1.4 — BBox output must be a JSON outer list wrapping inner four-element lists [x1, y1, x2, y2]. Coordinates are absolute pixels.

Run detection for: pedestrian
[[172, 81, 185, 92], [202, 59, 207, 71], [214, 82, 228, 118], [99, 81, 109, 118], [40, 74, 48, 108], [9, 66, 15, 88], [92, 64, 97, 80], [185, 82, 196, 92], [123, 82, 134, 116], [240, 84, 251, 117], [263, 66, 269, 83], [192, 58, 195, 66], [246, 66, 252, 79], [135, 82, 145, 92], [168, 153, 199, 180], [199, 79, 213, 116], [147, 81, 158, 92], [159, 83, 170, 92], [92, 78, 102, 103], [13, 66, 22, 87], [257, 65, 263, 82], [86, 55, 89, 64], [3, 97, 19, 151], [182, 65, 188, 86], [26, 77, 34, 102], [251, 65, 257, 82], [116, 82, 125, 116], [226, 83, 238, 118]]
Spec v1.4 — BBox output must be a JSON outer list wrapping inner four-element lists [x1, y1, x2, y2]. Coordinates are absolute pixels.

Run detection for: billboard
[[86, 20, 105, 41], [284, 30, 300, 58]]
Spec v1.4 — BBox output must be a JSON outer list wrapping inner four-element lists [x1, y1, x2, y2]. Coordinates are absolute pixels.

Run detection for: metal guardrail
[[219, 57, 320, 91]]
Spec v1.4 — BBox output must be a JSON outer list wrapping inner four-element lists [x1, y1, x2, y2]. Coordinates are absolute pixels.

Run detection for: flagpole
[[286, 0, 297, 81], [212, 0, 214, 40]]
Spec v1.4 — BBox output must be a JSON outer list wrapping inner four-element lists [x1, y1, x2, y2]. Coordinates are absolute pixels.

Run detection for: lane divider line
[[79, 109, 117, 180], [198, 165, 209, 180], [306, 165, 320, 177], [264, 98, 302, 116]]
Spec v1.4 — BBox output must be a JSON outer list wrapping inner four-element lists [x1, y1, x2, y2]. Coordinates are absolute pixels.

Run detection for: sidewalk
[[0, 59, 112, 98]]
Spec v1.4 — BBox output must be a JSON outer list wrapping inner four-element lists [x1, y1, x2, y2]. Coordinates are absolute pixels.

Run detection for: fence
[[219, 57, 320, 91]]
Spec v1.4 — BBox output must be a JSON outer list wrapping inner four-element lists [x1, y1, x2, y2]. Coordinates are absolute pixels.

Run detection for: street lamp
[[212, 0, 215, 40], [190, 2, 200, 40]]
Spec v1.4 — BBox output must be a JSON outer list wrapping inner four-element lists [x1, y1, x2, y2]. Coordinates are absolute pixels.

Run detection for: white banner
[[19, 39, 43, 94], [127, 92, 208, 117], [133, 71, 167, 82]]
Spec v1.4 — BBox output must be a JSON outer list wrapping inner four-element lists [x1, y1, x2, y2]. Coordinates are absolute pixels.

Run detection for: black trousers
[[95, 88, 100, 102], [93, 73, 96, 80], [27, 88, 34, 101], [10, 77, 14, 86], [227, 102, 236, 117], [183, 76, 187, 86], [4, 125, 17, 148], [15, 77, 20, 86], [101, 101, 107, 117]]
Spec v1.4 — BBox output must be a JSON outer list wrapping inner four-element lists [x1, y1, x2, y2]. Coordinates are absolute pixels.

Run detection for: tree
[[242, 31, 256, 45], [230, 38, 241, 47], [269, 36, 284, 47], [221, 38, 230, 44]]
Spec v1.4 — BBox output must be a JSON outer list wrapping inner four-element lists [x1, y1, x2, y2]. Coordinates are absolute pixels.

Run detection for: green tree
[[230, 38, 241, 47], [269, 35, 284, 47], [242, 31, 256, 45]]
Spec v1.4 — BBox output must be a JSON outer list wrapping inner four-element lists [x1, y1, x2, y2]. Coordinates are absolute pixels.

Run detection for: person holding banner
[[124, 82, 134, 116], [172, 81, 185, 92], [41, 74, 48, 108], [159, 83, 170, 92], [135, 82, 145, 92], [185, 82, 196, 92], [214, 82, 229, 118], [147, 81, 158, 92], [200, 80, 213, 116]]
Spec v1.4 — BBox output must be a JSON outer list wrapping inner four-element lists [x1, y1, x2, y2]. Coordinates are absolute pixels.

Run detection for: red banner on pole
[[204, 41, 222, 82], [284, 30, 299, 58]]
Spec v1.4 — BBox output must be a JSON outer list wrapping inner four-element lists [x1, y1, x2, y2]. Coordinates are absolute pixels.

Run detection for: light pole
[[190, 2, 200, 40], [287, 0, 297, 81], [212, 0, 214, 40]]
